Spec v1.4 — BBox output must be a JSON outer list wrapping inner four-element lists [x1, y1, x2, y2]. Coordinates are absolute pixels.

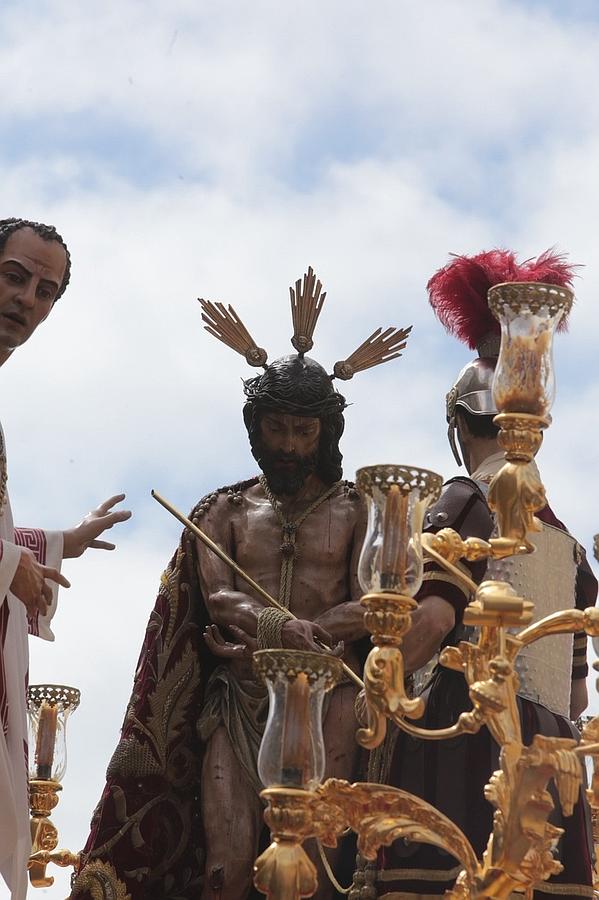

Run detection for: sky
[[2, 0, 599, 895]]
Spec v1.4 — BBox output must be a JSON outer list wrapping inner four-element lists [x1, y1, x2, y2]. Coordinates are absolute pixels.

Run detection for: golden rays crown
[[199, 266, 412, 380]]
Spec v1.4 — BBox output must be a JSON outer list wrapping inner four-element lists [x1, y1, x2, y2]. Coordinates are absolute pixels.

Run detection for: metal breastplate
[[486, 522, 575, 718]]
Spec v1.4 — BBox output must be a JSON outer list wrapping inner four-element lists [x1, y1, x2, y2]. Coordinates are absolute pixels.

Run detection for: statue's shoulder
[[188, 476, 260, 523], [334, 480, 365, 521], [425, 476, 492, 540]]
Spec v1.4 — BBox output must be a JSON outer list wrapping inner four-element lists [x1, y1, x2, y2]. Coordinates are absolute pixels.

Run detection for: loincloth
[[197, 665, 268, 794], [197, 663, 345, 795]]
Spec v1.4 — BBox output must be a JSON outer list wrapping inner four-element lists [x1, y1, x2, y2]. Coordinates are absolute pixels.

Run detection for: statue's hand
[[10, 547, 70, 617], [281, 619, 342, 655], [203, 623, 257, 659], [62, 494, 131, 559]]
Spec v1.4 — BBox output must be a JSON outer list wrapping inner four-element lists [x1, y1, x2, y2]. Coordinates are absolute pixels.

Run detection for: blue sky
[[2, 1, 599, 893]]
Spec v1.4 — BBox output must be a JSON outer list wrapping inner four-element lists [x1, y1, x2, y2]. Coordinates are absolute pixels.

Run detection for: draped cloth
[[0, 422, 62, 900], [71, 482, 358, 900], [70, 514, 212, 900], [198, 666, 268, 796]]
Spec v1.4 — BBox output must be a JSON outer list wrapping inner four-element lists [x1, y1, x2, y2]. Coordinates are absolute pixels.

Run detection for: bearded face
[[256, 412, 321, 496], [258, 447, 319, 495]]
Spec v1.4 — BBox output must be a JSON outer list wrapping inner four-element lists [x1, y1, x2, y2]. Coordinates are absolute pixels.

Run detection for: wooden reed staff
[[151, 490, 364, 690]]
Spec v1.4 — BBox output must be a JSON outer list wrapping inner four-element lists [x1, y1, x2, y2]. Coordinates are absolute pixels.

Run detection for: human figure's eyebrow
[[0, 259, 31, 274], [39, 276, 60, 293], [0, 258, 59, 292]]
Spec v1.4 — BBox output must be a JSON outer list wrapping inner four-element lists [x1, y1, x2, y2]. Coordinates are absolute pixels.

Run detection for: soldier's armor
[[417, 477, 577, 718], [486, 521, 576, 718]]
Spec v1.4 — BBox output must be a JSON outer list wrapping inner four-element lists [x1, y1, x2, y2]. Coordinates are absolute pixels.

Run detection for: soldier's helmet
[[427, 250, 576, 466]]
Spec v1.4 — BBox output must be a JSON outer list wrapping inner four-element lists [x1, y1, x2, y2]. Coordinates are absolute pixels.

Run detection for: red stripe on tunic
[[0, 598, 10, 736], [14, 528, 47, 563], [14, 529, 46, 636]]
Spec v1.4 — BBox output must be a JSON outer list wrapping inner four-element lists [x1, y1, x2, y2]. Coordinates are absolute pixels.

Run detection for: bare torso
[[197, 476, 367, 900], [197, 478, 367, 675]]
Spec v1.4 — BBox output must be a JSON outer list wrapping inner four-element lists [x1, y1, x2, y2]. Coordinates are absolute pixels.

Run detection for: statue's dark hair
[[242, 355, 345, 484], [0, 218, 71, 300], [243, 355, 346, 418]]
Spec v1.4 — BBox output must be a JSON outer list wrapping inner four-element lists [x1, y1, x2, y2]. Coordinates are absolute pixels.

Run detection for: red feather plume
[[427, 249, 576, 350]]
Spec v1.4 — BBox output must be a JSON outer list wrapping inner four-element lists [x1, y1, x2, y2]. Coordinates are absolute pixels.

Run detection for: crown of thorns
[[199, 266, 412, 383]]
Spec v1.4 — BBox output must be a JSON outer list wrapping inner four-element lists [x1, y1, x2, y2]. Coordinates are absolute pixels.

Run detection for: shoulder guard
[[424, 476, 493, 542]]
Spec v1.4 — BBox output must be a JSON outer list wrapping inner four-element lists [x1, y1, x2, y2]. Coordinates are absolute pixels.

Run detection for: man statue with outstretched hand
[[0, 218, 130, 900], [71, 268, 411, 900]]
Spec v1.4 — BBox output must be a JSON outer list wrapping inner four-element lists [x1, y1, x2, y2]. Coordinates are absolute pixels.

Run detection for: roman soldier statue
[[375, 250, 597, 899]]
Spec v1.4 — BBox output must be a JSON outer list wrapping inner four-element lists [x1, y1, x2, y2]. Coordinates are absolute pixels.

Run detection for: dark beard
[[259, 449, 319, 496]]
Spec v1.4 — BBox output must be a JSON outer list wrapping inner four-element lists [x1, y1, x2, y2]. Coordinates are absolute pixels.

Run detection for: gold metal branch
[[28, 779, 81, 888], [314, 779, 479, 882], [29, 849, 80, 870], [290, 266, 326, 354], [333, 325, 412, 380], [199, 298, 268, 367], [254, 781, 479, 899], [517, 606, 599, 648]]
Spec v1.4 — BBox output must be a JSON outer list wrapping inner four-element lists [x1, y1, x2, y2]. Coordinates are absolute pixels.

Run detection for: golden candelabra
[[27, 683, 81, 888], [252, 280, 599, 900]]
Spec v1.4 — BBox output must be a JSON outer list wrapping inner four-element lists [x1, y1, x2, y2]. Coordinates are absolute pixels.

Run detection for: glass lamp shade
[[27, 684, 80, 782], [356, 465, 443, 597], [488, 282, 574, 418], [254, 650, 343, 791]]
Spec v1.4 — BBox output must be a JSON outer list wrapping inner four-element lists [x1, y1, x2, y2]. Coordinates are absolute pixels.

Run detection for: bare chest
[[231, 492, 357, 614]]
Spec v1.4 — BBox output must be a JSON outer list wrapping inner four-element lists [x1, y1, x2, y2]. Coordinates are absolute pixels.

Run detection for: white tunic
[[0, 424, 62, 899]]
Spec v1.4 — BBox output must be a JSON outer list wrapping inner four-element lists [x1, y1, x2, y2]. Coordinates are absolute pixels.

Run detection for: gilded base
[[254, 788, 319, 900], [28, 779, 79, 887]]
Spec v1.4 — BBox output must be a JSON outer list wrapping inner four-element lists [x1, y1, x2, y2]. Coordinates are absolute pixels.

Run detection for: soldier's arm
[[402, 596, 456, 674], [402, 478, 493, 672], [569, 545, 597, 718], [570, 679, 588, 720], [196, 496, 263, 637]]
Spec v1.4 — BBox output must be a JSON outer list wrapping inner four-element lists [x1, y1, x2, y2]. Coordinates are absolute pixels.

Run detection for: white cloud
[[2, 0, 599, 185], [2, 0, 599, 894]]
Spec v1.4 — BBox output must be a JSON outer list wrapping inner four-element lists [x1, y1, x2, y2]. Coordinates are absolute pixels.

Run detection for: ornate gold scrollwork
[[254, 788, 321, 900], [356, 592, 425, 750], [476, 735, 581, 898], [28, 778, 82, 888], [316, 779, 479, 882], [28, 780, 62, 888], [487, 413, 549, 552], [69, 860, 132, 900], [255, 781, 479, 900], [255, 361, 599, 898]]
